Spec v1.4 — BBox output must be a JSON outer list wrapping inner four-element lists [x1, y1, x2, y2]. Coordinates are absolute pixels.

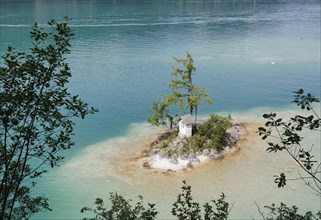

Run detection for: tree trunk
[[195, 105, 198, 124]]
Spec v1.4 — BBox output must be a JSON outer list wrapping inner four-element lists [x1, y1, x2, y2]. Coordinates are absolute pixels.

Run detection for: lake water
[[0, 0, 320, 219]]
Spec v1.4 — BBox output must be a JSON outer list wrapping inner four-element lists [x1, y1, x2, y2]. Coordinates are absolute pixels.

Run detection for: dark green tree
[[82, 181, 230, 220], [172, 180, 231, 220], [257, 202, 321, 220], [171, 180, 202, 220], [203, 193, 229, 220], [81, 194, 158, 220], [258, 89, 320, 194], [0, 18, 97, 219]]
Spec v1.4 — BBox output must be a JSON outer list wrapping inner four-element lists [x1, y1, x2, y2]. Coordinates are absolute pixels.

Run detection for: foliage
[[0, 18, 97, 219], [82, 181, 230, 220], [257, 203, 321, 220], [169, 52, 212, 117], [178, 114, 232, 154], [172, 180, 201, 220], [258, 89, 321, 194], [194, 114, 232, 150], [157, 114, 232, 156], [147, 97, 175, 130], [147, 52, 212, 129], [172, 180, 230, 220], [203, 193, 229, 220], [81, 194, 158, 220]]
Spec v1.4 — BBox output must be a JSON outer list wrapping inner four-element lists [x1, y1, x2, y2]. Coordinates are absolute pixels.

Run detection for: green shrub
[[152, 114, 232, 156], [186, 114, 232, 152]]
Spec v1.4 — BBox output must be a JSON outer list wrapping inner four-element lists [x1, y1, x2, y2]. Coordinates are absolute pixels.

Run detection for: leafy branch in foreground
[[256, 202, 321, 220], [172, 180, 231, 220], [81, 181, 231, 220], [81, 193, 158, 220], [258, 88, 321, 194], [0, 18, 97, 219]]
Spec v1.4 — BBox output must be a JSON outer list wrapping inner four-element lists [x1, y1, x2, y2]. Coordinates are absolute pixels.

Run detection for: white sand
[[149, 154, 210, 171]]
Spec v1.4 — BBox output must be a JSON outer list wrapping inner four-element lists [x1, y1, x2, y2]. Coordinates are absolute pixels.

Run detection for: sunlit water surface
[[0, 0, 320, 219]]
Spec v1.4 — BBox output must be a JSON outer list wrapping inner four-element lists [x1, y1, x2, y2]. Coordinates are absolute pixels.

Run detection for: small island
[[143, 52, 245, 171], [143, 114, 245, 171]]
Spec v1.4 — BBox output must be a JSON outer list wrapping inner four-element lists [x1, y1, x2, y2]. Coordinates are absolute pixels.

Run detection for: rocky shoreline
[[142, 123, 245, 171]]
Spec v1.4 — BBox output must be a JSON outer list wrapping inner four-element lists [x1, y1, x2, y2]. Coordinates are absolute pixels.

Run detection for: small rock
[[179, 155, 187, 160], [202, 149, 210, 156], [188, 153, 196, 160], [192, 157, 201, 164], [186, 161, 194, 168], [210, 149, 218, 155], [186, 157, 201, 168], [150, 148, 160, 155], [143, 162, 151, 169], [170, 156, 178, 164], [177, 142, 184, 150], [209, 154, 217, 160], [158, 150, 167, 159], [209, 153, 224, 160], [168, 142, 174, 148], [141, 150, 149, 157], [209, 149, 219, 160]]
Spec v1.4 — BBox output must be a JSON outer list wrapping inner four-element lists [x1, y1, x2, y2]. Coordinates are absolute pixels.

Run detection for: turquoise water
[[1, 0, 320, 219]]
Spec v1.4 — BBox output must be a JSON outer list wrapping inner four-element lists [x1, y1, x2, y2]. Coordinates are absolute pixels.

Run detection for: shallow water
[[0, 0, 320, 219], [35, 108, 321, 219]]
